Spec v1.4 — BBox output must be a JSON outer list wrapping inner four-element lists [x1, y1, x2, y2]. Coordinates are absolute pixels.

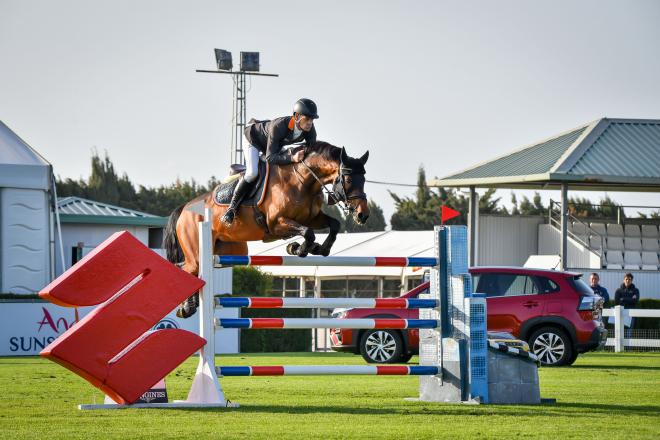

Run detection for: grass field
[[0, 352, 658, 439]]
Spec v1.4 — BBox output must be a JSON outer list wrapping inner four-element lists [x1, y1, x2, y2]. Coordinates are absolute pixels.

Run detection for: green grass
[[0, 352, 658, 439]]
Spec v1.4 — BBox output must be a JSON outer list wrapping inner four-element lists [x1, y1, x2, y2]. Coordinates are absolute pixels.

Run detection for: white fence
[[602, 306, 660, 352]]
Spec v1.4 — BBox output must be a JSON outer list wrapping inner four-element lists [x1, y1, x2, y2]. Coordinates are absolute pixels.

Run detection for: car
[[329, 267, 606, 367]]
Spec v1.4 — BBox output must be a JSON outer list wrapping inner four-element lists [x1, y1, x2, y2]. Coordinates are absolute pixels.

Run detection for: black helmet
[[293, 98, 319, 119]]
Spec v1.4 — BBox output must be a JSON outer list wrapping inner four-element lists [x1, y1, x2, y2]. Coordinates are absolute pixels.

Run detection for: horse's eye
[[346, 177, 352, 184]]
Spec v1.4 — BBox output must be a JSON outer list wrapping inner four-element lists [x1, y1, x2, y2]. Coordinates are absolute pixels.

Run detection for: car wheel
[[359, 330, 403, 364], [565, 349, 579, 366], [398, 353, 414, 363], [528, 327, 574, 367]]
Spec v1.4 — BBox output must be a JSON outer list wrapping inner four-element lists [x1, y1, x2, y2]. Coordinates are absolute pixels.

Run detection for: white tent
[[0, 121, 54, 294]]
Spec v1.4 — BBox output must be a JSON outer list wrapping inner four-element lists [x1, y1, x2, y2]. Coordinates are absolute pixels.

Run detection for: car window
[[568, 276, 596, 296], [534, 276, 560, 294], [476, 273, 539, 297]]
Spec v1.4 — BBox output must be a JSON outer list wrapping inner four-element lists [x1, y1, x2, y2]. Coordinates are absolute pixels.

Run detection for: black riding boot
[[221, 178, 253, 225]]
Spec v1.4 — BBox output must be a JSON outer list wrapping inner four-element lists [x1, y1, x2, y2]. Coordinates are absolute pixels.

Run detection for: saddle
[[213, 159, 269, 208]]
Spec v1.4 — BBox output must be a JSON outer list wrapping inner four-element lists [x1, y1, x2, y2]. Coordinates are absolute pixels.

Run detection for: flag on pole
[[441, 206, 460, 224]]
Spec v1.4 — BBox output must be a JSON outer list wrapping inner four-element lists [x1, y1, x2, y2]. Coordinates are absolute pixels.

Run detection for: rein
[[295, 160, 352, 215]]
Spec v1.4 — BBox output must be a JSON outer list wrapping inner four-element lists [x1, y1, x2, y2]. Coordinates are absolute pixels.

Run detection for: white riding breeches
[[245, 144, 260, 183]]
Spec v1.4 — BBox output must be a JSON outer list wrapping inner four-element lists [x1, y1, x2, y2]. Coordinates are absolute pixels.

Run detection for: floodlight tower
[[197, 49, 279, 165]]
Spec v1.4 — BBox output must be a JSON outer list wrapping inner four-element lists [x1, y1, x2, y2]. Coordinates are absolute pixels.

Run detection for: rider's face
[[295, 114, 314, 132]]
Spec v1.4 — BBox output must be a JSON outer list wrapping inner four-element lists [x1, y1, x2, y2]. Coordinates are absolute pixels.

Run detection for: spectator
[[614, 273, 639, 308], [589, 273, 609, 303]]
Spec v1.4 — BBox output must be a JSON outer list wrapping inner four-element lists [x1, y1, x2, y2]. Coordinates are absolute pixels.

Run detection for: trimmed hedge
[[604, 299, 660, 330], [232, 267, 312, 352]]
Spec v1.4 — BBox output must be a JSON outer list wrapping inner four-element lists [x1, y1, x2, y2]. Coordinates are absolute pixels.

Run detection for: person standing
[[589, 273, 610, 303], [614, 273, 640, 308]]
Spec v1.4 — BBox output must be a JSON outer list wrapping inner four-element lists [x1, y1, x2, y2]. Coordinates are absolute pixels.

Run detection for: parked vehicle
[[330, 267, 606, 366]]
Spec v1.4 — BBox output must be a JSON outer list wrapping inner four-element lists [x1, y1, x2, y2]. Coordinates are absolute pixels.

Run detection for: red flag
[[441, 206, 460, 224]]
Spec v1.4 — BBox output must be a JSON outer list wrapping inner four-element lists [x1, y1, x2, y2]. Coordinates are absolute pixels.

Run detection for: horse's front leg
[[307, 212, 341, 256], [272, 218, 316, 257]]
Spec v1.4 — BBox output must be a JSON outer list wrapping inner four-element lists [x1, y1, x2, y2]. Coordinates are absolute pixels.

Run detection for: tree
[[389, 166, 506, 230], [510, 193, 520, 215], [512, 192, 546, 216], [567, 195, 622, 219], [322, 200, 387, 233], [344, 200, 387, 232]]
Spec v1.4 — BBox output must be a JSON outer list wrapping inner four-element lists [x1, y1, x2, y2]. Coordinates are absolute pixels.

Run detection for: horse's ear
[[340, 146, 348, 164], [359, 150, 369, 165]]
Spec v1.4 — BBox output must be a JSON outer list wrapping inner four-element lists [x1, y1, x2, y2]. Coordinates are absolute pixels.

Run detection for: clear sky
[[2, 0, 659, 220]]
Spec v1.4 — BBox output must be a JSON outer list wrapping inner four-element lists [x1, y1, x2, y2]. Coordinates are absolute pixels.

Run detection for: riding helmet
[[293, 98, 319, 119]]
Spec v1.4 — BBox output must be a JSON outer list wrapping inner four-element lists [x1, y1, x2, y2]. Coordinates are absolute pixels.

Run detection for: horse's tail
[[163, 204, 185, 264]]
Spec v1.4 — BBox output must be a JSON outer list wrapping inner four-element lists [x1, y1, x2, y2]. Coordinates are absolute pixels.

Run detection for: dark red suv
[[330, 267, 606, 366]]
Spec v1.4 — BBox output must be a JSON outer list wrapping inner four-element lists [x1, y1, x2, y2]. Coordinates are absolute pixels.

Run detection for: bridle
[[295, 158, 367, 216]]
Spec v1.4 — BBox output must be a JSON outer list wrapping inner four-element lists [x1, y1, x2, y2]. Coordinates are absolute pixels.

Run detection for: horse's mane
[[302, 141, 341, 162]]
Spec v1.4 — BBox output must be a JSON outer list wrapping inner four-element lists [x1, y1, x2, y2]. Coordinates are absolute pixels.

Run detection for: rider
[[221, 98, 319, 225]]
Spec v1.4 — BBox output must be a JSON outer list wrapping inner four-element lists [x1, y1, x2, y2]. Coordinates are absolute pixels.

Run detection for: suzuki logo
[[39, 231, 205, 405]]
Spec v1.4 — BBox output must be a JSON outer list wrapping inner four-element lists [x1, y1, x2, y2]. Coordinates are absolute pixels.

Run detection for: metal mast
[[197, 49, 278, 166]]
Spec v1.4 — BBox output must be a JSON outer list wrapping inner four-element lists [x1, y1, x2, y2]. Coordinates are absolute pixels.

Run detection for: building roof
[[0, 120, 51, 190], [430, 118, 660, 192], [247, 230, 434, 278], [57, 197, 167, 226]]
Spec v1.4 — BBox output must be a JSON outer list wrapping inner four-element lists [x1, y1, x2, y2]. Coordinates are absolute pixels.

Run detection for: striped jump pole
[[177, 210, 482, 408], [217, 365, 440, 376], [216, 297, 439, 309], [215, 255, 438, 267], [215, 318, 439, 329]]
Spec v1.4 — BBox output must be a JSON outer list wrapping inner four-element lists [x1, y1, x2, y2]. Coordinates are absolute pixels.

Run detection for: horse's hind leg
[[175, 210, 202, 318]]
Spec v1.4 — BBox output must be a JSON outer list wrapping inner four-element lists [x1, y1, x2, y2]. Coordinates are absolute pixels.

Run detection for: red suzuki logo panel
[[39, 231, 206, 405]]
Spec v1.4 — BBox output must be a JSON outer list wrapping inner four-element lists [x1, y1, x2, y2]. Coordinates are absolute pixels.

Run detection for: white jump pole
[[182, 208, 232, 406]]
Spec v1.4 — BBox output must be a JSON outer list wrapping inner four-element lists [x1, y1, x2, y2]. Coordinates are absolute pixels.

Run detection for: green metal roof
[[57, 197, 167, 227], [430, 118, 660, 192]]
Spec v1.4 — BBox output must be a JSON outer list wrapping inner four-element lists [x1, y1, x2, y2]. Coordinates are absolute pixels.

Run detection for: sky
[[2, 0, 660, 221]]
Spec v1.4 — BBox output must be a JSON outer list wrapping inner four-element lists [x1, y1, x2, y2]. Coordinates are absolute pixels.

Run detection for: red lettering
[[37, 308, 58, 333], [40, 231, 205, 405]]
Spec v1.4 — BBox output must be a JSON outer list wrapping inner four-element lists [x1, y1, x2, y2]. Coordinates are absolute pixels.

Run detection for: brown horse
[[163, 141, 370, 317]]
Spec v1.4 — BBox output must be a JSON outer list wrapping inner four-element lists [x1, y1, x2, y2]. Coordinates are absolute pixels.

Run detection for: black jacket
[[615, 283, 640, 307], [244, 116, 317, 165]]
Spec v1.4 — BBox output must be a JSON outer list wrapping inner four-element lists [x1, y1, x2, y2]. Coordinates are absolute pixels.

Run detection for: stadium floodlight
[[214, 49, 233, 71], [240, 52, 260, 72]]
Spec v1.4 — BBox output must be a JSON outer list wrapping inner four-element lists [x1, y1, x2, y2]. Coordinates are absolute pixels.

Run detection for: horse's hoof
[[176, 294, 199, 319], [286, 242, 300, 255], [321, 248, 330, 257]]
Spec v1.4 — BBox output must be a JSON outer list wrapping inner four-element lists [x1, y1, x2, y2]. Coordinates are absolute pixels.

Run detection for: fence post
[[614, 305, 625, 353]]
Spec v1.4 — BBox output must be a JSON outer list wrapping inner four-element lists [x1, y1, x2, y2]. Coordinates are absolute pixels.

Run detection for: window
[[535, 276, 560, 294], [475, 273, 540, 297], [148, 228, 164, 249]]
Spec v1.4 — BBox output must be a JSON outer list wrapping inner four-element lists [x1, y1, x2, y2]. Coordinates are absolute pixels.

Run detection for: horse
[[163, 141, 370, 318]]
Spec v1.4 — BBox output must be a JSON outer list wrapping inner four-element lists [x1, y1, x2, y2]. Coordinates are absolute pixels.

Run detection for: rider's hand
[[292, 150, 305, 163]]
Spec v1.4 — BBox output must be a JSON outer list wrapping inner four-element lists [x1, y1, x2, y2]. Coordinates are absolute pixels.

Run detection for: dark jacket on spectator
[[614, 283, 639, 307], [592, 285, 610, 303]]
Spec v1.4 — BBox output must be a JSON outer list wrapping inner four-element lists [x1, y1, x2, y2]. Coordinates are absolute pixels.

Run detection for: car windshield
[[568, 276, 596, 296]]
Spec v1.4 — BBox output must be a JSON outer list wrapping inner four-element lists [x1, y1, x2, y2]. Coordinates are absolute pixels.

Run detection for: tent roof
[[57, 197, 167, 226], [0, 120, 51, 190], [429, 118, 660, 192], [247, 230, 434, 278]]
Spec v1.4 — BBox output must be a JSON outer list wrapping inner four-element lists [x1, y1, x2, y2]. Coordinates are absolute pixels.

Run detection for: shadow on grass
[[556, 402, 660, 415], [569, 364, 660, 371], [163, 401, 660, 417]]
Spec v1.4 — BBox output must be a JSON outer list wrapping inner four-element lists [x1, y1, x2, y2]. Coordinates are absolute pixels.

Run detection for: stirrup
[[221, 208, 236, 225]]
